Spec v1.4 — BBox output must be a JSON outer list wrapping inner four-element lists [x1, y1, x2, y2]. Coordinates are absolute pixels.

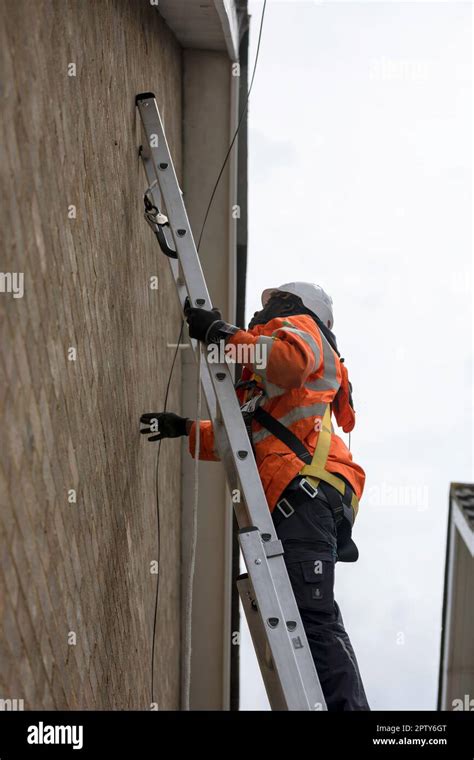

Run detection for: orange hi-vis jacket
[[188, 314, 366, 512]]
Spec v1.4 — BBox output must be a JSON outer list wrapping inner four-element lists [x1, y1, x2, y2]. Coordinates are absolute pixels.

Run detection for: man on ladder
[[141, 281, 370, 711]]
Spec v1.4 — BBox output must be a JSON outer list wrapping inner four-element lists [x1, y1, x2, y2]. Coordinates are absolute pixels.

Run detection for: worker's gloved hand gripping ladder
[[136, 93, 326, 711]]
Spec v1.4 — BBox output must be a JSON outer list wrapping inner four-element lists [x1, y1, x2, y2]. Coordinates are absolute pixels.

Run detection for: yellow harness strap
[[299, 404, 359, 517]]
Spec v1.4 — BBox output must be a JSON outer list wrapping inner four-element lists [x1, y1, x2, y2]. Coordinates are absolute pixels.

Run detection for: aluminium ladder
[[136, 92, 326, 711]]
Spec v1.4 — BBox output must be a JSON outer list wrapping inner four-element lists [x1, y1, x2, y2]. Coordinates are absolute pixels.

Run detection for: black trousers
[[273, 487, 370, 711]]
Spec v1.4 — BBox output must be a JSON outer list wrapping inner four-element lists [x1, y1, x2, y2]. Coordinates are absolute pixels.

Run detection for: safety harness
[[253, 404, 359, 516]]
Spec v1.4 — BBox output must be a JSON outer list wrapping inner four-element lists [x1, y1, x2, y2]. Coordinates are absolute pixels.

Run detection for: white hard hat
[[261, 282, 334, 329]]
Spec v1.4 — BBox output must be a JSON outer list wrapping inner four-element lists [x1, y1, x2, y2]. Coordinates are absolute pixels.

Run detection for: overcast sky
[[240, 0, 472, 710]]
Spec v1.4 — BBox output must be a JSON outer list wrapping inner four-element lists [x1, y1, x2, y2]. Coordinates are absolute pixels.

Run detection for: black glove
[[184, 303, 239, 344], [140, 412, 189, 442]]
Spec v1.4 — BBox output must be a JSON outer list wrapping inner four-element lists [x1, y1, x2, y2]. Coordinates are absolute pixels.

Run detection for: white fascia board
[[214, 0, 240, 61]]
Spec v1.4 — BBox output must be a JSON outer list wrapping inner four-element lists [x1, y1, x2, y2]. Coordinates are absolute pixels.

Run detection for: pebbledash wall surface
[[0, 1, 184, 708]]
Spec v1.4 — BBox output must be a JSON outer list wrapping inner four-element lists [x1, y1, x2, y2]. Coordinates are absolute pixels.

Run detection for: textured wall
[[0, 0, 183, 709]]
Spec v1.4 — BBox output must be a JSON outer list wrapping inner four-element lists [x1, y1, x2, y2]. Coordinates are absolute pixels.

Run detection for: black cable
[[151, 319, 184, 704], [150, 0, 268, 706], [197, 0, 267, 251]]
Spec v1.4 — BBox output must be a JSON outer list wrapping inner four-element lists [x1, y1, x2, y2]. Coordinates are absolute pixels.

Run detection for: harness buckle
[[299, 478, 318, 499], [275, 498, 295, 519]]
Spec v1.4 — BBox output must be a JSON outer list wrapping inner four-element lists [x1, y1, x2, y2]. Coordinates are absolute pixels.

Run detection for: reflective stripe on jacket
[[188, 314, 365, 511]]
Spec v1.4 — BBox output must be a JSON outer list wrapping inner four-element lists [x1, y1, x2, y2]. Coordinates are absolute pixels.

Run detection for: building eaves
[[452, 483, 474, 534], [156, 0, 242, 61]]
